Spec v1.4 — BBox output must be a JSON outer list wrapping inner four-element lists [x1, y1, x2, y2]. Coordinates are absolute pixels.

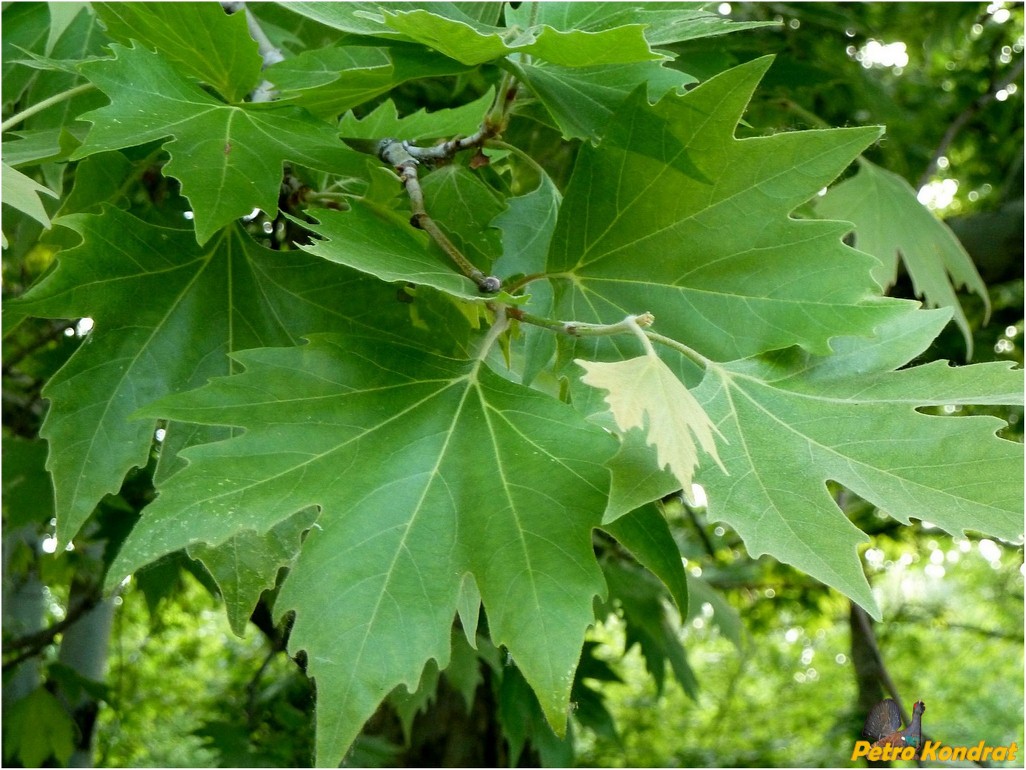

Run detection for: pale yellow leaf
[[576, 355, 725, 501]]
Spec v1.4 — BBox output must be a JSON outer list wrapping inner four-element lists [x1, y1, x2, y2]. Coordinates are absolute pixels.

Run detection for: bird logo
[[862, 699, 926, 757]]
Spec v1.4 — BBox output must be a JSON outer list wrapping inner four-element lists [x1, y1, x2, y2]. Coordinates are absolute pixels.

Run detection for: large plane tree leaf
[[504, 2, 780, 47], [338, 90, 494, 141], [381, 9, 663, 67], [73, 43, 367, 244], [188, 507, 319, 636], [298, 202, 483, 301], [504, 3, 775, 143], [283, 2, 493, 39], [546, 56, 911, 361], [286, 2, 663, 67], [266, 45, 470, 119], [106, 332, 618, 767], [299, 165, 505, 302], [91, 2, 262, 102], [6, 206, 400, 544], [815, 159, 989, 356], [690, 308, 1024, 616], [511, 59, 695, 143]]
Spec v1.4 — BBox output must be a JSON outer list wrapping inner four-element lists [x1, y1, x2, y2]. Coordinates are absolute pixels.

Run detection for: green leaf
[[420, 164, 505, 272], [547, 57, 910, 360], [266, 45, 470, 119], [510, 59, 694, 142], [74, 43, 366, 244], [284, 2, 499, 39], [2, 3, 50, 107], [380, 11, 510, 66], [815, 159, 990, 356], [281, 2, 437, 38], [188, 507, 319, 636], [383, 9, 664, 67], [456, 573, 482, 649], [686, 574, 743, 648], [693, 309, 1024, 618], [604, 558, 697, 698], [6, 48, 88, 78], [8, 207, 395, 543], [3, 125, 87, 168], [601, 502, 689, 617], [107, 332, 618, 766], [1, 162, 58, 237], [497, 664, 574, 767], [492, 174, 562, 384], [577, 339, 724, 506], [2, 437, 55, 528], [298, 201, 482, 301], [504, 3, 723, 143], [53, 150, 133, 216], [504, 2, 780, 47], [286, 3, 663, 67], [600, 429, 681, 523], [92, 2, 262, 102], [339, 89, 494, 141], [520, 24, 664, 67], [2, 688, 76, 767], [287, 0, 681, 75], [388, 659, 440, 745], [298, 164, 503, 302], [493, 171, 561, 279], [444, 630, 483, 711], [267, 45, 392, 90], [15, 4, 109, 134], [45, 3, 90, 57]]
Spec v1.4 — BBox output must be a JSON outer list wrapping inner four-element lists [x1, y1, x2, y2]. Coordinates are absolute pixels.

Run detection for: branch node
[[479, 276, 502, 293]]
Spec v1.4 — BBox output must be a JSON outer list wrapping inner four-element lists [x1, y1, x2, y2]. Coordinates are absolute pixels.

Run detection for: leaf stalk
[[504, 305, 712, 371], [1, 82, 95, 133], [373, 70, 523, 294], [644, 329, 713, 370], [505, 308, 655, 339]]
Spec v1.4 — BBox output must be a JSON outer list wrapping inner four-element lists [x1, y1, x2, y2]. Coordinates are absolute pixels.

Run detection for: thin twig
[[378, 139, 501, 293], [683, 501, 718, 559], [852, 604, 907, 712], [375, 74, 520, 292], [2, 320, 77, 375], [504, 307, 654, 338], [2, 593, 102, 671], [477, 304, 510, 360], [392, 126, 499, 164], [245, 644, 282, 720], [499, 272, 548, 294], [503, 306, 713, 372], [939, 620, 1023, 641], [917, 56, 1024, 189]]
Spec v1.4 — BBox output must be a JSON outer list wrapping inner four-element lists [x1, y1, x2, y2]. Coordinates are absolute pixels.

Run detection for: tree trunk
[[2, 527, 45, 703], [56, 574, 116, 767]]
